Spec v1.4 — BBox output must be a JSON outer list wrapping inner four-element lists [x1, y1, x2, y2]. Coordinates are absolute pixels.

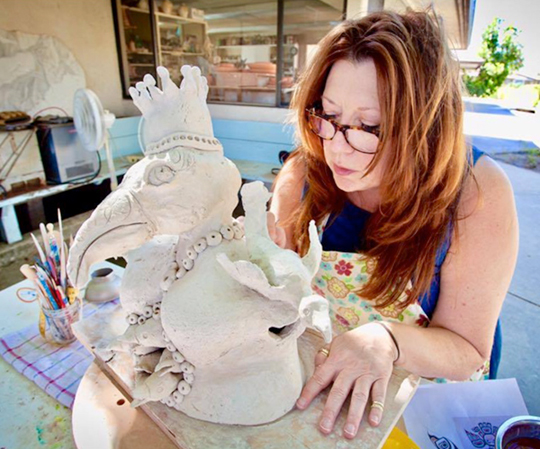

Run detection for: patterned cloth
[[0, 299, 119, 408], [313, 250, 490, 382]]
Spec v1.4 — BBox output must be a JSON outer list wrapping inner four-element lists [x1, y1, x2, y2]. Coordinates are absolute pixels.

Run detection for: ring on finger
[[318, 348, 330, 357], [371, 400, 384, 411]]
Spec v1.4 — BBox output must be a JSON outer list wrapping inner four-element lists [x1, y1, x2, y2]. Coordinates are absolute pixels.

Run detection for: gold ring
[[318, 348, 330, 357], [371, 401, 384, 411]]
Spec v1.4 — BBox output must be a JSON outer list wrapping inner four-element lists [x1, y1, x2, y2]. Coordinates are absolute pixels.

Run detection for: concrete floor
[[496, 161, 540, 415], [464, 98, 540, 414]]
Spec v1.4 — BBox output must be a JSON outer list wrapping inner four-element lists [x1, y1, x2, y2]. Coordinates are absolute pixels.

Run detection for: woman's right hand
[[267, 211, 288, 248]]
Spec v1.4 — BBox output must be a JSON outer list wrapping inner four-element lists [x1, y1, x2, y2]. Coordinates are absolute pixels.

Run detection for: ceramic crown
[[129, 65, 222, 156]]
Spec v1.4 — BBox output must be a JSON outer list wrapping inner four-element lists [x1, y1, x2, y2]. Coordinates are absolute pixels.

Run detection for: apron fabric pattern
[[313, 249, 490, 382]]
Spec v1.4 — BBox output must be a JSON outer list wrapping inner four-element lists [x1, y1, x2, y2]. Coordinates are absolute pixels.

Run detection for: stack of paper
[[403, 379, 528, 449]]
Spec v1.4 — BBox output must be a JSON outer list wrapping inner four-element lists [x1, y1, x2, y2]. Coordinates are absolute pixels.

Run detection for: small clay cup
[[84, 268, 121, 303]]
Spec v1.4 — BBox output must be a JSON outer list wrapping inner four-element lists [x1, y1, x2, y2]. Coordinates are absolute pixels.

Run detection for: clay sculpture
[[67, 65, 332, 425]]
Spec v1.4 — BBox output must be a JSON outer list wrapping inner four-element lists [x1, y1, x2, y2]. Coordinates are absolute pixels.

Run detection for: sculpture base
[[72, 304, 419, 449]]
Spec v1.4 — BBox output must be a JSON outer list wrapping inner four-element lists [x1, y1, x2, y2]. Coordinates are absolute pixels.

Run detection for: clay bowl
[[214, 64, 236, 72], [247, 62, 276, 74], [281, 76, 294, 88]]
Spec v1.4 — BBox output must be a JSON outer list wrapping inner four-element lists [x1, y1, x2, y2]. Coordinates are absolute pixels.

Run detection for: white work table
[[0, 259, 417, 449], [0, 157, 137, 244], [0, 262, 123, 449]]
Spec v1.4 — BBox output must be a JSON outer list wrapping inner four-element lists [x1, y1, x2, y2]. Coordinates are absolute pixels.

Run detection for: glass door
[[280, 0, 345, 106], [113, 0, 157, 97], [154, 4, 208, 85], [112, 0, 345, 106]]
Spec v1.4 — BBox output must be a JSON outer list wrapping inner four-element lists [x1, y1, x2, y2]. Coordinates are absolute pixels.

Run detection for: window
[[280, 0, 345, 106], [204, 0, 279, 106], [113, 0, 345, 107]]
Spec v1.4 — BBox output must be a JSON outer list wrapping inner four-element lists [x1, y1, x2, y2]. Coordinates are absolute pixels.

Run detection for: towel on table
[[0, 299, 119, 408]]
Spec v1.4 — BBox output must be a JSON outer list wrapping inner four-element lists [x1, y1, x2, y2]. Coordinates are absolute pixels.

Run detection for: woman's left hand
[[296, 322, 398, 439]]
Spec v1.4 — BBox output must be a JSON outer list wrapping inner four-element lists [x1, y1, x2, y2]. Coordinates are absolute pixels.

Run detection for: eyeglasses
[[306, 108, 380, 154]]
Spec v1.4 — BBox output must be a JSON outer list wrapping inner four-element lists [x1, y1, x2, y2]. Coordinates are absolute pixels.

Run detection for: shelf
[[127, 50, 153, 55], [159, 22, 205, 31], [156, 12, 205, 24], [121, 5, 149, 14], [209, 85, 276, 91], [121, 5, 205, 24], [116, 3, 210, 100], [161, 51, 204, 56], [0, 156, 137, 209], [216, 44, 294, 49], [217, 44, 275, 48]]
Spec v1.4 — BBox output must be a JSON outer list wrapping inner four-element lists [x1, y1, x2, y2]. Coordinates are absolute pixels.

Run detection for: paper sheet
[[403, 379, 528, 449]]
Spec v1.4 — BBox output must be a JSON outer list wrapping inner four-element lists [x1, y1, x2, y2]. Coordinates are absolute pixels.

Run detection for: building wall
[[0, 0, 296, 122], [0, 0, 138, 117], [1, 0, 381, 123]]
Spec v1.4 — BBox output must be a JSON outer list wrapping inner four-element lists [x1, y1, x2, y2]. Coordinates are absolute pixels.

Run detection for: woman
[[269, 10, 518, 440]]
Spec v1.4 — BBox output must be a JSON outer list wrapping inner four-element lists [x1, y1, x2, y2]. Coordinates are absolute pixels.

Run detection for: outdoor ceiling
[[190, 0, 343, 35], [188, 0, 472, 49], [382, 0, 474, 49]]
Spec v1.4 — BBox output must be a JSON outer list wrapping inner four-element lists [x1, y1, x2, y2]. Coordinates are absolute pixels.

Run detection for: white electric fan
[[73, 89, 118, 190]]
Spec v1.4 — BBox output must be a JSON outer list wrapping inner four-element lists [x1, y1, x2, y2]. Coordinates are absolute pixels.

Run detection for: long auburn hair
[[285, 9, 473, 308]]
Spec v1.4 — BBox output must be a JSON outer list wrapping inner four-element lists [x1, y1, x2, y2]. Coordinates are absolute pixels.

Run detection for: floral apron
[[312, 249, 490, 382]]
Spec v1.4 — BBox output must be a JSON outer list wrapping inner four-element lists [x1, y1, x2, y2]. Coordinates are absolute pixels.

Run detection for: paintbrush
[[57, 209, 66, 289], [54, 286, 68, 308], [30, 233, 46, 264], [34, 257, 48, 273], [20, 264, 52, 309], [46, 223, 60, 267], [39, 223, 51, 258], [48, 273, 64, 307], [36, 264, 58, 292], [34, 265, 61, 309], [47, 256, 59, 284]]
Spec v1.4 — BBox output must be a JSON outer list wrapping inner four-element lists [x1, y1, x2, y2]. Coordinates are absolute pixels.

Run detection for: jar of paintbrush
[[20, 210, 82, 345]]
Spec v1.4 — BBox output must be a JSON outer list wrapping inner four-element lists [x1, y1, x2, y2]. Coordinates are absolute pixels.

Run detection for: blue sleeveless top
[[321, 147, 501, 379]]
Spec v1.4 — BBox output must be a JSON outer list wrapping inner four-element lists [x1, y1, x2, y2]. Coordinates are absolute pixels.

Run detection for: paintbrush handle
[[60, 243, 67, 289], [46, 224, 61, 266], [35, 267, 60, 310], [20, 265, 53, 309], [30, 233, 46, 264], [58, 209, 67, 290], [47, 257, 58, 284], [39, 223, 51, 256], [55, 286, 68, 308]]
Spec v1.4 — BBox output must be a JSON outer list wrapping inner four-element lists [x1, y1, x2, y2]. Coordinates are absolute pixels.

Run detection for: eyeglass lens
[[308, 114, 379, 154]]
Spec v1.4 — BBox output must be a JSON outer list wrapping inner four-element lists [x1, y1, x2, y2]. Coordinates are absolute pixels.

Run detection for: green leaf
[[464, 17, 524, 98]]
